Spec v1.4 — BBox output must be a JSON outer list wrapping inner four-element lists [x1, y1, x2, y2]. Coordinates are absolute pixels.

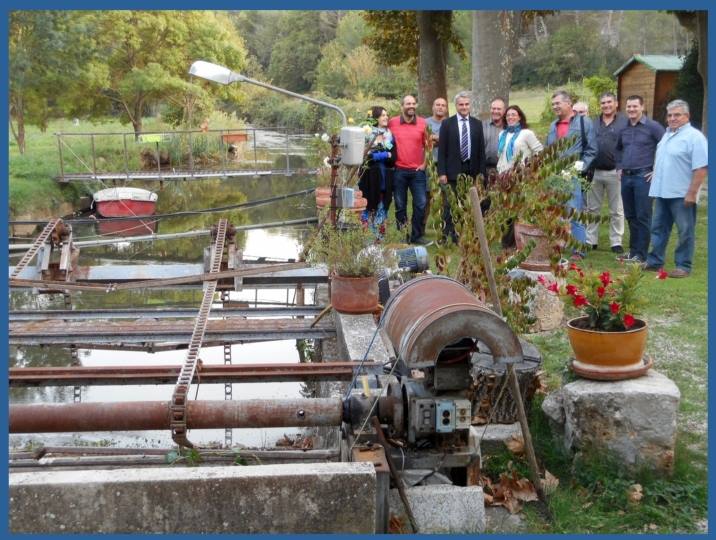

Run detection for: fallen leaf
[[627, 483, 643, 503], [542, 469, 559, 494], [648, 523, 658, 531], [505, 434, 525, 455]]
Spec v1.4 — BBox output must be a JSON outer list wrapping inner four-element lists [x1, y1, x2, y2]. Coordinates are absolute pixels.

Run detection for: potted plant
[[541, 263, 668, 380], [306, 210, 396, 314], [487, 138, 600, 271]]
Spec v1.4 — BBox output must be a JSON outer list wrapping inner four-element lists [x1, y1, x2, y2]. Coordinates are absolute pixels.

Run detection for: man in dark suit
[[437, 91, 487, 243]]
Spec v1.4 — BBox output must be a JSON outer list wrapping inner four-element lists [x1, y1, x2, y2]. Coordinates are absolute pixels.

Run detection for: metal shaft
[[10, 398, 343, 433]]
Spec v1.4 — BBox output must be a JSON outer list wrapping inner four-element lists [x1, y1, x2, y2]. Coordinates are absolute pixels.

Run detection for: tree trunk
[[674, 11, 708, 136], [9, 94, 26, 155], [472, 11, 521, 120], [416, 11, 449, 117]]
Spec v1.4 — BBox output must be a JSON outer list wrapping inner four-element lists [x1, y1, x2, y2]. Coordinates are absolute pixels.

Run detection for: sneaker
[[668, 268, 690, 278], [617, 252, 642, 263], [412, 236, 433, 246], [611, 245, 624, 254]]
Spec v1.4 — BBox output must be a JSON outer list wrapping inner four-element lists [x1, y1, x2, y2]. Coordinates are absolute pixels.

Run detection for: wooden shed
[[614, 54, 684, 125]]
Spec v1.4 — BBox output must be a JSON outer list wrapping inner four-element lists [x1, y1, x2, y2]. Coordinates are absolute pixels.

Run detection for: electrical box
[[454, 399, 472, 430], [435, 400, 455, 433], [411, 398, 435, 436]]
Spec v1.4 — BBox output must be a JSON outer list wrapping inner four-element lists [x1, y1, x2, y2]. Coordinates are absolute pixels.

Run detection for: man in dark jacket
[[585, 91, 628, 254], [437, 91, 486, 242]]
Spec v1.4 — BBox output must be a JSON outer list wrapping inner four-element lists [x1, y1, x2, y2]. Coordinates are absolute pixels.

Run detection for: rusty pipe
[[10, 398, 343, 433]]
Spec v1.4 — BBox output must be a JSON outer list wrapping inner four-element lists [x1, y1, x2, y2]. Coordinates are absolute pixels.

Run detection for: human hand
[[645, 171, 654, 182]]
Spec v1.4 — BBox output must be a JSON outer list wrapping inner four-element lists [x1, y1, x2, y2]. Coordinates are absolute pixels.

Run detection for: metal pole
[[122, 133, 129, 180], [90, 134, 97, 178], [56, 134, 66, 183], [10, 398, 343, 433]]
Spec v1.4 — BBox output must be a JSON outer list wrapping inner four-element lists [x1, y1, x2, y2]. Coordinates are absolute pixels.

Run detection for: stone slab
[[471, 422, 523, 455], [10, 462, 376, 533], [333, 311, 390, 363], [542, 370, 680, 472], [388, 484, 485, 533]]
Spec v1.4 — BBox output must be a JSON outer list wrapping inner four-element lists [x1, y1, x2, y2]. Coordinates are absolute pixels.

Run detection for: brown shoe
[[668, 268, 690, 278]]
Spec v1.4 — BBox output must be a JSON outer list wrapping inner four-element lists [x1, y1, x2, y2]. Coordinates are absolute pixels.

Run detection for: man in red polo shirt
[[388, 95, 429, 244]]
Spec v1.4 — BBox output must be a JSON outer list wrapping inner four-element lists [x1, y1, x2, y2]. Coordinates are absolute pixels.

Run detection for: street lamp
[[188, 60, 347, 126]]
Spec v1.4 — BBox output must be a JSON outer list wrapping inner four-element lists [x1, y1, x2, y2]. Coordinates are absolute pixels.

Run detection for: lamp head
[[189, 60, 244, 85]]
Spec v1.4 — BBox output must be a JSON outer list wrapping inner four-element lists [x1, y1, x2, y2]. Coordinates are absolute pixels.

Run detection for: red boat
[[93, 187, 158, 218]]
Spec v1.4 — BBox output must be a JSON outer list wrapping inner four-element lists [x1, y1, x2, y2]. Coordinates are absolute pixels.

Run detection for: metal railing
[[54, 127, 317, 183]]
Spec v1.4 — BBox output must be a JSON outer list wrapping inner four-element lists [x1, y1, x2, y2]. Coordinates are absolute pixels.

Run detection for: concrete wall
[[10, 462, 376, 533]]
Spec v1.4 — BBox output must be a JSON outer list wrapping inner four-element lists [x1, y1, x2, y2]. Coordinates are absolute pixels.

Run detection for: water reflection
[[10, 171, 322, 450]]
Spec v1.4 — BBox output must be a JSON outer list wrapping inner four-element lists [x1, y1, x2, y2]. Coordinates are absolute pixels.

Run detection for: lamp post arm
[[238, 75, 347, 127]]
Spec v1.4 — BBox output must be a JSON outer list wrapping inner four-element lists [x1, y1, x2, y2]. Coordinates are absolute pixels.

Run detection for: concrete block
[[388, 484, 485, 533], [333, 311, 390, 363], [545, 370, 680, 473], [10, 462, 376, 533], [508, 268, 563, 332], [471, 423, 522, 455]]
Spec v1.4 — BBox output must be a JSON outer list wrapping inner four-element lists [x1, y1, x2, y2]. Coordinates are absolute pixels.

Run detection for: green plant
[[305, 209, 397, 277], [542, 262, 662, 331]]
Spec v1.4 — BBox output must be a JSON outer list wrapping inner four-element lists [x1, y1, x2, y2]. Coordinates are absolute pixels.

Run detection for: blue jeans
[[393, 168, 427, 242], [621, 173, 653, 261], [646, 197, 697, 272], [567, 177, 586, 245]]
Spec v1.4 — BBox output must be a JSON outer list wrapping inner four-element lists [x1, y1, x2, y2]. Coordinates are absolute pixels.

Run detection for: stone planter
[[330, 274, 379, 314], [566, 316, 650, 380], [513, 222, 552, 271]]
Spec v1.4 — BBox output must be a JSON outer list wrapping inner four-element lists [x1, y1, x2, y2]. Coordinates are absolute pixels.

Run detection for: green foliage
[[166, 447, 203, 466], [583, 75, 617, 113], [62, 11, 247, 134], [267, 12, 328, 93], [671, 41, 703, 129], [512, 24, 625, 88], [306, 209, 397, 277]]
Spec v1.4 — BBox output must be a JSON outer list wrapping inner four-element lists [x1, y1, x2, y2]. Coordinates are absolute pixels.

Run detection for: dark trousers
[[621, 173, 653, 261], [393, 168, 427, 242]]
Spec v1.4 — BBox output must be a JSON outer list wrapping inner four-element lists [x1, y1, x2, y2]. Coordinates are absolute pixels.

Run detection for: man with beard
[[388, 95, 429, 244]]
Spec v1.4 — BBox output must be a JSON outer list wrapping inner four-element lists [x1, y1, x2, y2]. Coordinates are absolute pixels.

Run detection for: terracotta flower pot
[[330, 274, 379, 314], [566, 316, 649, 380], [514, 222, 552, 271]]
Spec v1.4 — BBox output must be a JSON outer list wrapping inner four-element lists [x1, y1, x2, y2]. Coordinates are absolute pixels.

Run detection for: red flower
[[547, 282, 559, 293], [573, 294, 588, 307], [657, 269, 668, 280], [565, 284, 578, 296], [537, 275, 546, 284], [569, 263, 579, 271], [596, 286, 606, 298], [610, 302, 620, 314], [623, 314, 635, 328], [599, 271, 612, 286]]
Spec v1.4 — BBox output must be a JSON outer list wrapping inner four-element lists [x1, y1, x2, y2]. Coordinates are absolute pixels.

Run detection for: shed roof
[[614, 54, 684, 76]]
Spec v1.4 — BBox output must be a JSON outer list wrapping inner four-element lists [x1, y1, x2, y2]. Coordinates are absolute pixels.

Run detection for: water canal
[[10, 162, 324, 450]]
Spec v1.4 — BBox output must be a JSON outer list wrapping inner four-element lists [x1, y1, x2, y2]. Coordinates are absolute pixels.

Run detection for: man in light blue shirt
[[643, 100, 708, 278]]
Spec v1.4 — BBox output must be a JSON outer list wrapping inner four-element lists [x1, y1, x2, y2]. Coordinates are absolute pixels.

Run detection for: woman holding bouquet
[[358, 106, 395, 227]]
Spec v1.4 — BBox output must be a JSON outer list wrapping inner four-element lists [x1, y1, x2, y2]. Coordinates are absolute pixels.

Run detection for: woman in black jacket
[[358, 106, 395, 226]]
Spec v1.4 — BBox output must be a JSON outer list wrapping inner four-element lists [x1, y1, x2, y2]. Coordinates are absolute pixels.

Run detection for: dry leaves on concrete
[[479, 470, 539, 514]]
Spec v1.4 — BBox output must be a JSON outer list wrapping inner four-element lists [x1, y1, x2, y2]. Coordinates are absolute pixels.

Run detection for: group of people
[[357, 89, 707, 278]]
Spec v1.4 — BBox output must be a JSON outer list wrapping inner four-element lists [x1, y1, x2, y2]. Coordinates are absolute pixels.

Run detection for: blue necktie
[[460, 117, 469, 161]]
